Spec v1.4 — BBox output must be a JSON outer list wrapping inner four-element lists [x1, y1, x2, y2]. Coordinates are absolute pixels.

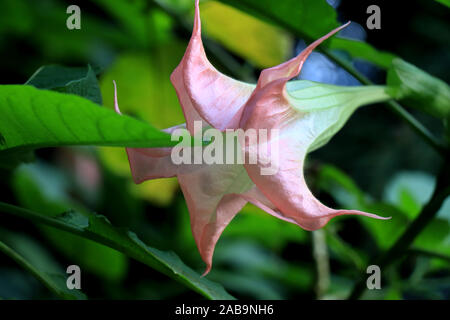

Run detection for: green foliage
[[0, 0, 449, 301], [387, 58, 450, 119], [0, 85, 175, 153], [0, 235, 86, 300], [218, 0, 395, 69], [4, 162, 234, 299], [434, 0, 450, 8], [13, 163, 128, 281], [26, 65, 103, 105], [0, 199, 234, 300], [328, 38, 396, 69], [318, 165, 450, 256]]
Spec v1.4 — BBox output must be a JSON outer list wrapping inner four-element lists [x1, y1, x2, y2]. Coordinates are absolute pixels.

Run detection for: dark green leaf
[[26, 65, 90, 90], [434, 0, 450, 8], [328, 38, 396, 69], [13, 163, 128, 281], [26, 65, 103, 105], [0, 202, 235, 300], [387, 58, 450, 119], [0, 237, 86, 300]]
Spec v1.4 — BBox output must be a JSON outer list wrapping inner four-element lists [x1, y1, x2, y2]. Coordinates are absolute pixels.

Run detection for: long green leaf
[[387, 58, 450, 119], [0, 239, 86, 300], [0, 85, 176, 154], [13, 163, 129, 281], [0, 202, 234, 300]]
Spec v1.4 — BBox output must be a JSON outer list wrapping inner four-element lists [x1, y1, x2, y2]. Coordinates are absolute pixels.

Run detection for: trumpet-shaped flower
[[114, 0, 390, 275]]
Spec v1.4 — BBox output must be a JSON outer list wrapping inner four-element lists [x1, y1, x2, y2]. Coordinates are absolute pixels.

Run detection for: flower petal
[[178, 164, 254, 275], [242, 185, 388, 231], [113, 80, 183, 182], [238, 24, 389, 228], [170, 0, 255, 131], [239, 22, 350, 128], [257, 22, 350, 89]]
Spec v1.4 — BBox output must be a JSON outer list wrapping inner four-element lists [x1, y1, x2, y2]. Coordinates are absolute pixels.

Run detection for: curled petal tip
[[193, 0, 201, 36], [112, 80, 122, 115], [256, 21, 353, 89], [351, 210, 392, 221], [201, 264, 212, 277]]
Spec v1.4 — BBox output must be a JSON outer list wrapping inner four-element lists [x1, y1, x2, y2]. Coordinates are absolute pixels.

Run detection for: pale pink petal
[[239, 23, 350, 128], [242, 186, 388, 231], [178, 164, 254, 275], [125, 149, 178, 183], [170, 0, 255, 131], [113, 80, 182, 182], [114, 77, 256, 275], [238, 24, 389, 228], [256, 22, 350, 89]]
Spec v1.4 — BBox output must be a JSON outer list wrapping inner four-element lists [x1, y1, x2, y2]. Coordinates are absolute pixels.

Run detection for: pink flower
[[114, 0, 389, 275]]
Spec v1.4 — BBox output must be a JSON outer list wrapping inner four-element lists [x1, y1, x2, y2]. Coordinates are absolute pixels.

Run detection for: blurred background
[[0, 0, 449, 299]]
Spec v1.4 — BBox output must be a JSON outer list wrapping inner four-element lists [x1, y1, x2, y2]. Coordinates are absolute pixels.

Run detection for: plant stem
[[312, 229, 330, 299], [347, 157, 450, 299]]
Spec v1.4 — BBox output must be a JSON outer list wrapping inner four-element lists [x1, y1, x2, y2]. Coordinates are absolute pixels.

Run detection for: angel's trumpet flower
[[114, 0, 389, 275]]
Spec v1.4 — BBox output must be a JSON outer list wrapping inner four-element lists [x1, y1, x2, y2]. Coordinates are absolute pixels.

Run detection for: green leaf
[[286, 80, 391, 151], [383, 171, 435, 218], [0, 85, 175, 154], [0, 238, 86, 300], [414, 218, 450, 256], [328, 38, 396, 69], [387, 58, 450, 119], [0, 201, 235, 300], [319, 164, 450, 257], [62, 67, 103, 105], [26, 65, 103, 105], [25, 65, 91, 89], [434, 0, 450, 8], [12, 163, 128, 281], [218, 0, 395, 68]]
